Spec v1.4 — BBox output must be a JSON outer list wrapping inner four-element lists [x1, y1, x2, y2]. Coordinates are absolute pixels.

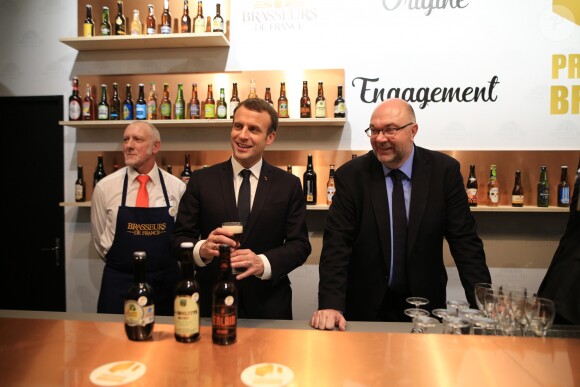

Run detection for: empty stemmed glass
[[404, 297, 430, 332], [406, 297, 429, 310], [527, 297, 556, 337], [474, 283, 494, 315], [412, 315, 439, 334], [459, 308, 484, 334], [471, 315, 498, 335], [446, 299, 469, 317], [444, 316, 471, 334]]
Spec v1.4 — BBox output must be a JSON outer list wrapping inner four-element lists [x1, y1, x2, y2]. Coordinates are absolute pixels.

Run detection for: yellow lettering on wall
[[551, 85, 580, 114], [552, 54, 580, 79]]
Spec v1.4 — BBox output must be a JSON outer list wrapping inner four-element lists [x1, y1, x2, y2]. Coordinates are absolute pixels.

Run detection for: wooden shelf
[[59, 33, 230, 51]]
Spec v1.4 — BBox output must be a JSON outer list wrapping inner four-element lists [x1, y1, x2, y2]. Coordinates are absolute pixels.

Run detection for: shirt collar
[[127, 163, 159, 184], [231, 157, 262, 179]]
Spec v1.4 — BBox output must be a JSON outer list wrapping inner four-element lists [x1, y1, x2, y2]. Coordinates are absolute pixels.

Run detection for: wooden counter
[[0, 311, 578, 386]]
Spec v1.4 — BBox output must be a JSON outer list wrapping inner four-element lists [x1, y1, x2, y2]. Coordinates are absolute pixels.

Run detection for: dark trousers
[[377, 287, 412, 322]]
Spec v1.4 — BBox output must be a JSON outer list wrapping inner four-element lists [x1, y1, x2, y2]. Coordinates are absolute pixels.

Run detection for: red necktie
[[136, 175, 150, 207]]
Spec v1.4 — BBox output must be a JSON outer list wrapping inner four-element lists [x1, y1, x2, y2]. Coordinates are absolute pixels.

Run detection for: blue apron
[[97, 169, 179, 316]]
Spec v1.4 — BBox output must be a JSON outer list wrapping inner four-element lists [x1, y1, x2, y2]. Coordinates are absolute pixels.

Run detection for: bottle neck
[[134, 257, 147, 283]]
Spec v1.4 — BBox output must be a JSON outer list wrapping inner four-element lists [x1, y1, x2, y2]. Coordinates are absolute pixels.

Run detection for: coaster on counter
[[89, 360, 146, 386], [241, 362, 294, 387]]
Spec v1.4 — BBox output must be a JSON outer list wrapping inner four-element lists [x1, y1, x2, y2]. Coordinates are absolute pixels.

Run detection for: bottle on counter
[[193, 0, 205, 33], [114, 0, 126, 35], [188, 83, 200, 119], [216, 87, 227, 119], [130, 9, 142, 35], [174, 83, 185, 119], [181, 0, 191, 33], [146, 4, 156, 34], [159, 83, 172, 119], [229, 82, 240, 118], [300, 81, 311, 118], [135, 83, 147, 120], [466, 164, 478, 207], [97, 84, 109, 120], [84, 5, 95, 37], [161, 0, 172, 34], [303, 154, 317, 204], [315, 81, 326, 118], [110, 82, 121, 120], [212, 244, 237, 345], [334, 84, 346, 118], [174, 241, 200, 343], [264, 86, 274, 108], [122, 83, 134, 120], [277, 82, 289, 118], [204, 83, 216, 119], [212, 3, 224, 32], [69, 77, 82, 121], [487, 164, 499, 207], [181, 153, 192, 183], [82, 83, 95, 120], [326, 164, 336, 206], [75, 164, 86, 202], [511, 169, 524, 207], [537, 165, 550, 207], [125, 251, 155, 341], [93, 154, 107, 189], [557, 165, 570, 207], [100, 6, 111, 36], [147, 82, 158, 119]]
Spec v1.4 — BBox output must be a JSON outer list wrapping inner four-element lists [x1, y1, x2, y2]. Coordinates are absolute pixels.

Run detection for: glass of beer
[[222, 222, 244, 274]]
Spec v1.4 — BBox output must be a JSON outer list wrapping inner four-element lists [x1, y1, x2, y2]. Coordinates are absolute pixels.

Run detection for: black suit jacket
[[171, 158, 311, 319], [318, 146, 491, 321]]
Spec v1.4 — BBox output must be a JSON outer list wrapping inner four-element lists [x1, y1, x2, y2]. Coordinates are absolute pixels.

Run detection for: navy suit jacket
[[171, 158, 311, 319], [318, 146, 491, 321]]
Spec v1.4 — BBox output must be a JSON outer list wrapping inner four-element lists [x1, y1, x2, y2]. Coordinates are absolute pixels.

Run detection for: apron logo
[[127, 222, 167, 236]]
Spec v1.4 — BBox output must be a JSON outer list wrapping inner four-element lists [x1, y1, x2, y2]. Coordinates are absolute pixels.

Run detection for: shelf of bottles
[[60, 33, 229, 51]]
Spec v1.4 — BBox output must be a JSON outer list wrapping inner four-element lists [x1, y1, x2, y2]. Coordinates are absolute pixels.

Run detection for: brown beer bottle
[[264, 86, 274, 108], [334, 84, 346, 118], [229, 82, 240, 118], [69, 77, 82, 121], [161, 0, 172, 34], [82, 83, 95, 120], [174, 242, 201, 343], [204, 83, 216, 119], [114, 0, 126, 35], [303, 154, 317, 204], [110, 82, 121, 120], [93, 154, 107, 189], [146, 4, 156, 34], [326, 164, 336, 206], [125, 251, 155, 341], [181, 0, 191, 33], [147, 82, 158, 119], [315, 81, 326, 118], [511, 169, 524, 207], [300, 81, 311, 118], [466, 164, 478, 207], [212, 244, 237, 345], [181, 153, 192, 183], [277, 82, 289, 118], [122, 83, 134, 120], [84, 5, 95, 37], [188, 83, 200, 119], [487, 164, 499, 207], [75, 164, 86, 202], [159, 83, 172, 119]]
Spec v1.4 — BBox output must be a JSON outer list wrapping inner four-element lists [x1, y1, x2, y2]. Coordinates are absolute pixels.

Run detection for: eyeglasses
[[365, 122, 414, 138]]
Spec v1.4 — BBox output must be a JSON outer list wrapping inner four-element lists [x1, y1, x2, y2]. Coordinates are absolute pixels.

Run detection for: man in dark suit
[[171, 98, 311, 319], [311, 98, 491, 330]]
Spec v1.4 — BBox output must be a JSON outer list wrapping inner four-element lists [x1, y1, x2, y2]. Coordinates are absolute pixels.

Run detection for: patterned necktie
[[136, 175, 150, 207], [389, 169, 408, 292], [238, 169, 251, 226]]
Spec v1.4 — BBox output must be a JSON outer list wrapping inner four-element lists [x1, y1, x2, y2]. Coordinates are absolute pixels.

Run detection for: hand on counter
[[310, 309, 346, 331]]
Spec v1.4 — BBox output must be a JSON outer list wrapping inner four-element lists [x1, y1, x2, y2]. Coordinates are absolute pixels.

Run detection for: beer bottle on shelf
[[193, 1, 205, 33], [537, 165, 550, 207], [287, 165, 293, 174], [229, 82, 240, 118], [75, 164, 86, 202], [326, 164, 336, 206], [84, 5, 95, 37], [161, 0, 172, 34], [300, 81, 311, 118], [303, 154, 317, 204], [188, 83, 200, 119], [212, 244, 237, 345], [315, 81, 326, 118], [557, 165, 570, 207], [181, 0, 191, 33], [511, 169, 524, 207], [122, 83, 134, 120], [264, 86, 274, 108], [146, 4, 156, 35], [205, 16, 211, 32], [125, 251, 155, 341], [181, 153, 192, 183], [135, 83, 147, 120], [174, 83, 185, 119], [159, 83, 172, 119], [97, 84, 109, 120], [174, 242, 201, 343], [100, 6, 111, 36], [166, 164, 173, 175], [278, 82, 289, 118], [204, 83, 216, 119], [147, 82, 158, 119], [216, 87, 228, 119], [82, 83, 95, 120], [212, 3, 224, 32], [487, 164, 499, 207], [94, 154, 107, 189], [69, 77, 82, 121], [334, 84, 346, 118], [110, 82, 121, 120], [130, 9, 142, 35], [114, 0, 126, 35], [248, 79, 257, 98], [466, 164, 478, 207], [352, 154, 358, 159]]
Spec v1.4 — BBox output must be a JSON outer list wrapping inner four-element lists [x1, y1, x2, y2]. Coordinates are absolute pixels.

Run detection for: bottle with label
[[204, 83, 216, 119], [161, 0, 172, 34], [188, 83, 200, 119], [82, 83, 95, 120], [84, 5, 95, 37], [511, 169, 524, 207], [229, 82, 240, 118], [110, 82, 121, 120], [181, 153, 192, 183], [537, 165, 550, 207], [216, 87, 227, 119], [100, 6, 111, 36], [69, 77, 82, 121], [248, 79, 257, 99], [146, 4, 156, 34], [557, 165, 570, 207], [278, 82, 289, 118], [181, 0, 191, 33], [94, 154, 107, 189], [97, 84, 109, 120], [326, 164, 336, 206], [135, 83, 147, 120], [125, 251, 155, 341], [466, 164, 478, 207], [114, 0, 126, 35], [334, 84, 346, 118], [303, 154, 317, 204], [487, 164, 499, 207], [264, 86, 274, 108], [174, 242, 201, 343], [75, 164, 86, 202], [147, 82, 158, 119], [212, 244, 237, 345], [159, 83, 172, 119], [174, 83, 185, 119], [300, 81, 311, 118], [193, 1, 205, 33], [130, 9, 142, 35], [122, 84, 134, 120], [315, 81, 326, 118], [212, 3, 224, 32]]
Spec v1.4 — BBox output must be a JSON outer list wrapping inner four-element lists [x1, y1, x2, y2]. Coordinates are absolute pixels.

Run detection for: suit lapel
[[218, 160, 238, 222], [368, 153, 391, 270], [407, 147, 430, 256]]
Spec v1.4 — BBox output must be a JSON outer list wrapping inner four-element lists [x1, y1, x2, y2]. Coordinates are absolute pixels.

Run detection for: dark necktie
[[238, 169, 251, 226], [389, 169, 408, 292]]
